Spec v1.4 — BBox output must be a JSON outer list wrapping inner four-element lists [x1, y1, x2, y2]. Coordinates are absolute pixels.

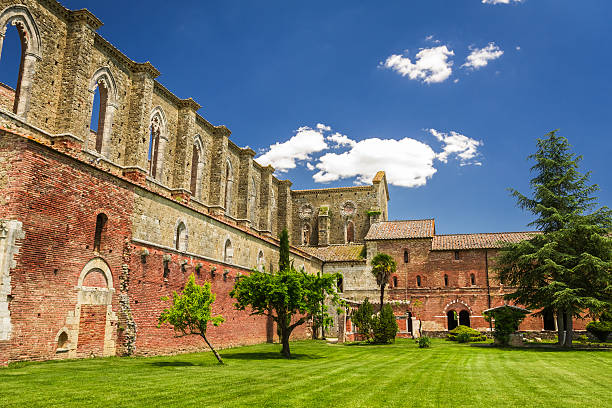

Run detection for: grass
[[1, 339, 611, 407]]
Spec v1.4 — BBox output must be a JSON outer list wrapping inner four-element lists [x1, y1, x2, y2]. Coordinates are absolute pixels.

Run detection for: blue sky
[[2, 0, 611, 234]]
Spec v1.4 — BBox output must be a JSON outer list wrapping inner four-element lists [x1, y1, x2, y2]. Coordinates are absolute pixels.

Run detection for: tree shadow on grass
[[222, 352, 323, 361]]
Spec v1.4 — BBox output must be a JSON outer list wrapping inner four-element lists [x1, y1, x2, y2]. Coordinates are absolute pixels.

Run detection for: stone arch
[[444, 300, 473, 314], [174, 219, 188, 252], [257, 250, 264, 271], [77, 257, 113, 289], [0, 4, 42, 118], [190, 135, 205, 199], [302, 222, 311, 246], [345, 220, 355, 243], [55, 328, 70, 352], [224, 159, 233, 216], [148, 106, 168, 181], [224, 238, 233, 264], [88, 67, 118, 156]]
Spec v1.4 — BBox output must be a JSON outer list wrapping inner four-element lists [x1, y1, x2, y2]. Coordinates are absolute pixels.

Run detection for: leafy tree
[[371, 253, 397, 309], [372, 304, 399, 344], [158, 274, 225, 364], [352, 298, 374, 341], [230, 267, 343, 357], [497, 130, 612, 347], [484, 308, 528, 346], [279, 228, 290, 272]]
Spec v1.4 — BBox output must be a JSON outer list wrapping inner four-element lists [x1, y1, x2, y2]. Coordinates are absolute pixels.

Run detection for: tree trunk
[[556, 310, 565, 346], [380, 284, 385, 311], [201, 333, 224, 364], [280, 324, 293, 358], [563, 311, 573, 348]]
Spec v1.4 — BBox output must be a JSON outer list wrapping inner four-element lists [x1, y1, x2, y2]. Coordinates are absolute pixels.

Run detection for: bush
[[417, 336, 431, 348], [447, 325, 486, 342], [372, 304, 398, 344], [586, 321, 612, 342], [352, 298, 374, 341], [484, 307, 527, 346], [456, 332, 472, 343]]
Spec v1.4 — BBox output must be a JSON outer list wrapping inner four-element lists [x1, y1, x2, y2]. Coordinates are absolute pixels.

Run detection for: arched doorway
[[447, 310, 458, 330], [459, 310, 470, 327]]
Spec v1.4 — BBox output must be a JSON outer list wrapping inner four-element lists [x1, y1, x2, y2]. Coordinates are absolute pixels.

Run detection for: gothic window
[[393, 276, 398, 287], [93, 213, 108, 252], [404, 250, 409, 263], [175, 222, 187, 252], [257, 250, 264, 271], [224, 160, 233, 215], [190, 136, 205, 198], [88, 68, 117, 156], [337, 275, 343, 292], [0, 6, 41, 118], [346, 221, 355, 243], [470, 273, 476, 286], [454, 250, 460, 260], [302, 223, 310, 246], [416, 275, 421, 287], [148, 107, 167, 180], [57, 331, 68, 351], [224, 239, 233, 264], [444, 274, 449, 287]]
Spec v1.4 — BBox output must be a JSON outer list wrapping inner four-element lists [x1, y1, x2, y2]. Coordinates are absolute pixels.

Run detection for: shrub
[[417, 336, 431, 348], [447, 325, 486, 342], [352, 298, 374, 341], [586, 321, 612, 342], [484, 307, 527, 346], [372, 304, 398, 344], [456, 332, 472, 343]]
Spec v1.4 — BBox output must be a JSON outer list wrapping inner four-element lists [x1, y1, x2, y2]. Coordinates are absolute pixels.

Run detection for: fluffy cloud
[[482, 0, 523, 4], [256, 125, 328, 172], [462, 43, 504, 69], [428, 129, 482, 165], [327, 132, 356, 148], [383, 45, 454, 84]]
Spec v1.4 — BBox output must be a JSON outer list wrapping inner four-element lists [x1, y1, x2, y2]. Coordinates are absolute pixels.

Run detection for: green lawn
[[1, 339, 610, 407]]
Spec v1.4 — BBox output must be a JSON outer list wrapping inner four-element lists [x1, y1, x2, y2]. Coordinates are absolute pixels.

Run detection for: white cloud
[[256, 125, 329, 172], [482, 0, 523, 4], [462, 42, 504, 70], [327, 132, 356, 148], [383, 45, 454, 84], [425, 35, 441, 44], [316, 123, 331, 132], [314, 137, 438, 187], [428, 128, 482, 165]]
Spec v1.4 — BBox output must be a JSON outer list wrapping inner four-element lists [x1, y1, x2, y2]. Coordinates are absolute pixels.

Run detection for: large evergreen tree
[[497, 130, 612, 347], [279, 228, 291, 272]]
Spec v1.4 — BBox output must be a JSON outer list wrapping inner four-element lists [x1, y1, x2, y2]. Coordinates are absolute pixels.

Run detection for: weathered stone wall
[[0, 82, 14, 111]]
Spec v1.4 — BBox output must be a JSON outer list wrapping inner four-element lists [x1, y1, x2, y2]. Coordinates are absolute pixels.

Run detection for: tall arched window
[[404, 250, 409, 263], [346, 221, 355, 243], [444, 274, 449, 287], [190, 136, 205, 198], [224, 239, 233, 264], [470, 273, 476, 286], [148, 107, 167, 181], [224, 160, 233, 215], [257, 250, 264, 271], [392, 276, 398, 287], [88, 68, 117, 156], [93, 213, 108, 252], [175, 222, 187, 252], [0, 5, 42, 118], [416, 275, 421, 287], [302, 223, 310, 246]]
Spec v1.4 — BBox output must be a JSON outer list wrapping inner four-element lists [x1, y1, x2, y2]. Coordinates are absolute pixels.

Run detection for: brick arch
[[77, 257, 113, 289], [443, 299, 472, 314], [0, 4, 42, 117]]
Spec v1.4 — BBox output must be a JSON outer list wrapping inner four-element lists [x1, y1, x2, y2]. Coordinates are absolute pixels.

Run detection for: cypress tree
[[279, 228, 290, 272]]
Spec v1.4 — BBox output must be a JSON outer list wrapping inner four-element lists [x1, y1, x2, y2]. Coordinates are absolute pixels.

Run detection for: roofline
[[434, 231, 539, 237]]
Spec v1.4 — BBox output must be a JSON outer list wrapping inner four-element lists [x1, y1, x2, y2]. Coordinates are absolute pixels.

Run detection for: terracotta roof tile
[[364, 219, 435, 240], [432, 232, 540, 250], [301, 244, 365, 262]]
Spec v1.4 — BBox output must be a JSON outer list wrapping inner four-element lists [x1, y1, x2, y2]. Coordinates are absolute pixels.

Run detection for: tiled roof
[[301, 244, 366, 262], [364, 219, 435, 240], [432, 232, 539, 250]]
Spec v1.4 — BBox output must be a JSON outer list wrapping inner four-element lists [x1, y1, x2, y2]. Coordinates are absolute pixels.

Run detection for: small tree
[[371, 253, 397, 309], [158, 274, 225, 364], [352, 298, 374, 341], [484, 307, 528, 346], [372, 304, 399, 344], [230, 267, 343, 357]]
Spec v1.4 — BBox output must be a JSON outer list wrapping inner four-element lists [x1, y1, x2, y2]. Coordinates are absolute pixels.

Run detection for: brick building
[[0, 0, 582, 365]]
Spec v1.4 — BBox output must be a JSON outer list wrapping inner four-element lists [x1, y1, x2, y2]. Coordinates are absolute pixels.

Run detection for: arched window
[[257, 250, 264, 271], [416, 275, 421, 287], [454, 250, 460, 260], [175, 222, 187, 252], [224, 160, 233, 215], [148, 107, 167, 180], [404, 250, 409, 263], [88, 68, 117, 156], [346, 221, 355, 243], [302, 223, 310, 246], [459, 310, 470, 327], [470, 273, 476, 286], [0, 5, 41, 118], [392, 276, 398, 287], [249, 177, 257, 225], [93, 213, 108, 252], [224, 239, 233, 264], [444, 274, 449, 287], [337, 275, 344, 292], [190, 136, 205, 198], [57, 331, 68, 350]]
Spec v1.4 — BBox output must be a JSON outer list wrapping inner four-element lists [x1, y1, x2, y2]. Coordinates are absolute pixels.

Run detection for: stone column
[[13, 53, 39, 118], [236, 148, 255, 227], [172, 98, 200, 192], [258, 165, 274, 235], [277, 180, 292, 236], [318, 207, 330, 246], [208, 126, 230, 216]]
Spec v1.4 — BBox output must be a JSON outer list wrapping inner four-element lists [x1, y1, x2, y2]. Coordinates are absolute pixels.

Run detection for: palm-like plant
[[371, 253, 397, 309]]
